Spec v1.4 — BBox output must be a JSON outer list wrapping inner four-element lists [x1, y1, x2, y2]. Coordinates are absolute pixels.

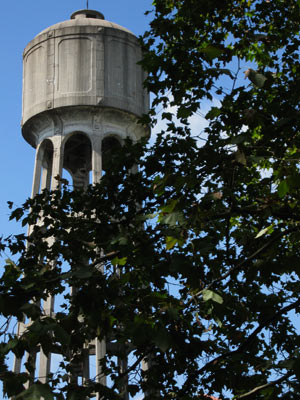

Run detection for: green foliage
[[15, 383, 55, 400], [202, 289, 223, 305], [1, 0, 300, 399]]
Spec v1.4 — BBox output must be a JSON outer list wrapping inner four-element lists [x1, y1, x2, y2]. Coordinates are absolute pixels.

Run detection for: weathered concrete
[[22, 9, 149, 145]]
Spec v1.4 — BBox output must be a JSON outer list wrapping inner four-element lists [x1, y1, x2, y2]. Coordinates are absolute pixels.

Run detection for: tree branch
[[193, 226, 298, 298], [234, 371, 293, 399], [117, 353, 145, 380], [89, 251, 120, 268], [239, 297, 300, 352], [179, 297, 300, 397]]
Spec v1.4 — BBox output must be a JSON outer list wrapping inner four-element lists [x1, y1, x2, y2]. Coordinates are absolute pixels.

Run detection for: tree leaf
[[235, 148, 247, 166], [199, 45, 224, 60], [111, 256, 127, 266], [166, 236, 178, 250], [277, 180, 289, 198], [205, 107, 222, 120], [153, 330, 170, 352], [202, 289, 223, 304], [15, 383, 54, 400], [255, 225, 274, 239], [245, 68, 267, 88]]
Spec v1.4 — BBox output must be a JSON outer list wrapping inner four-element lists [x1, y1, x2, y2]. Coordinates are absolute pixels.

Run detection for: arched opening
[[101, 136, 122, 174], [63, 133, 92, 189]]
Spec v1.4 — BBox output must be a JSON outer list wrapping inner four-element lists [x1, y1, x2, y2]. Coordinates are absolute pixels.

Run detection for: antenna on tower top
[[87, 0, 89, 9]]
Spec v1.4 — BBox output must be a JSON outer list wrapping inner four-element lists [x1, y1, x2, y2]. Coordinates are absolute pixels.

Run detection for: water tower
[[13, 9, 149, 398]]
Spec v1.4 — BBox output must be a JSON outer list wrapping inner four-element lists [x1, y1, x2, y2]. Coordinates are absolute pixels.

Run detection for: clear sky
[[0, 0, 153, 238]]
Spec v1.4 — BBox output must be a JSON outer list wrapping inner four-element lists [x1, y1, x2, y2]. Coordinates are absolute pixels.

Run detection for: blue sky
[[0, 0, 153, 238]]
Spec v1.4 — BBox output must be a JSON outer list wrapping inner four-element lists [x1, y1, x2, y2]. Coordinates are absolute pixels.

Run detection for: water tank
[[22, 9, 149, 147]]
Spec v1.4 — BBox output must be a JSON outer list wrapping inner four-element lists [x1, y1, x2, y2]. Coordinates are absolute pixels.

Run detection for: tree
[[1, 0, 300, 399]]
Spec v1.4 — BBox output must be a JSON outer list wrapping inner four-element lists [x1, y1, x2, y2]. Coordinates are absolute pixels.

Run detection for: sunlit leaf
[[202, 289, 223, 304], [245, 68, 267, 87], [255, 225, 274, 239]]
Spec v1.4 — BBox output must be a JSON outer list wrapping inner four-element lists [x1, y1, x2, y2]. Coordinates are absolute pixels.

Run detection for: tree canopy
[[1, 0, 300, 399]]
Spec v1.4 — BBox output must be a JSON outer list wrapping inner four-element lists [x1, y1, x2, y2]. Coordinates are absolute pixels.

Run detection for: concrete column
[[40, 159, 52, 191], [141, 357, 156, 397], [50, 136, 64, 189], [38, 349, 51, 384], [82, 345, 90, 384], [96, 339, 106, 399], [38, 294, 54, 382], [12, 322, 27, 374], [92, 136, 102, 184], [72, 169, 90, 190], [31, 150, 42, 197], [24, 351, 37, 389], [13, 145, 45, 377], [38, 136, 62, 382]]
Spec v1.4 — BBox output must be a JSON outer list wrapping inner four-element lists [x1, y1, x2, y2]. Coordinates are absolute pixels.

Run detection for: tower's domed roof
[[37, 9, 135, 38]]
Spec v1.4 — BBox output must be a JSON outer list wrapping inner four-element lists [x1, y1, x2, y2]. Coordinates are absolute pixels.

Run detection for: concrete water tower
[[13, 9, 149, 397]]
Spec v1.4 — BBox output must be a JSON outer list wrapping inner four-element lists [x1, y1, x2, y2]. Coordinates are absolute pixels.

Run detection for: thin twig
[[191, 226, 298, 300], [231, 57, 241, 92], [235, 372, 293, 399], [117, 353, 146, 380], [239, 297, 300, 352], [180, 291, 300, 397]]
